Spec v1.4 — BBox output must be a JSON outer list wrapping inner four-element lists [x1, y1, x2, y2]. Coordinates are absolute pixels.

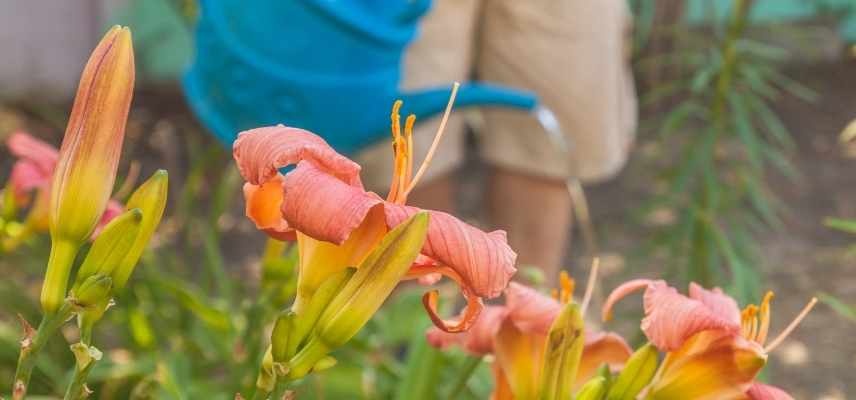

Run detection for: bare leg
[[488, 166, 572, 280], [406, 174, 457, 215]]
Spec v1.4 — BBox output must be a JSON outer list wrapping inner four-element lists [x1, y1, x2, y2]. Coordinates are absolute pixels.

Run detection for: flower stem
[[13, 302, 74, 400], [63, 361, 95, 400]]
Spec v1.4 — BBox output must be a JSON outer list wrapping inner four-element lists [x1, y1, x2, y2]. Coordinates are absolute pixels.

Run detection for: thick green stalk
[[63, 362, 95, 400], [691, 0, 752, 286], [12, 302, 74, 400]]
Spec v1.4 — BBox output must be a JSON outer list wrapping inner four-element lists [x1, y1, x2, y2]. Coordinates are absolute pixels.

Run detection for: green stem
[[692, 0, 752, 287], [445, 357, 483, 399], [63, 362, 95, 400], [12, 302, 74, 400]]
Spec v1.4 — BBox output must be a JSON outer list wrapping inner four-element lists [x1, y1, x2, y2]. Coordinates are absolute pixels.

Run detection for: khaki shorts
[[356, 0, 637, 190]]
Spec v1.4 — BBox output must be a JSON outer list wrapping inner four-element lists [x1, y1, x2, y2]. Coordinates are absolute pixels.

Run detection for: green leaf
[[825, 218, 856, 234], [818, 293, 856, 322]]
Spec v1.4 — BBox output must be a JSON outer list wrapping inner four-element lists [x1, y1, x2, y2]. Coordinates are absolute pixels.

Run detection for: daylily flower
[[6, 131, 58, 205], [427, 274, 632, 399], [602, 279, 816, 400], [233, 99, 517, 332]]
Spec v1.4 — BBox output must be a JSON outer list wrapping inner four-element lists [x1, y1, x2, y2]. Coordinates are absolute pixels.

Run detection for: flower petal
[[603, 279, 741, 351], [233, 125, 362, 187], [10, 160, 50, 200], [747, 383, 793, 400], [602, 279, 652, 321], [647, 330, 766, 400], [504, 282, 561, 335], [385, 204, 517, 299], [492, 318, 546, 400], [642, 281, 741, 351], [7, 132, 59, 174], [689, 282, 741, 327], [425, 305, 508, 355], [280, 162, 383, 245], [575, 332, 633, 387]]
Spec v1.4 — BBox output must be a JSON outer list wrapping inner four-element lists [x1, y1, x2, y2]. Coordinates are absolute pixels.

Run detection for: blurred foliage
[[631, 0, 816, 301]]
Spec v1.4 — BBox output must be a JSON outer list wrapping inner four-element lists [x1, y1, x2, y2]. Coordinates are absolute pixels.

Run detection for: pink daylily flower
[[4, 131, 122, 237], [6, 131, 59, 202], [233, 106, 517, 333], [428, 282, 632, 399], [602, 279, 816, 400]]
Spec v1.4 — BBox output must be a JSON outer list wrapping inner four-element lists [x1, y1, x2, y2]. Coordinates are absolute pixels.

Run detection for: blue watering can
[[182, 0, 539, 155]]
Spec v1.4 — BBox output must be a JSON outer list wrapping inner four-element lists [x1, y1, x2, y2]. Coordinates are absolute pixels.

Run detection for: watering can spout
[[397, 83, 538, 122]]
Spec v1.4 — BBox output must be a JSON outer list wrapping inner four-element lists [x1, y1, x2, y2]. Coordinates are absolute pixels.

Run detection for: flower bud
[[285, 267, 354, 360], [539, 302, 585, 400], [288, 212, 428, 378], [49, 25, 134, 245], [575, 376, 608, 400], [72, 275, 113, 309], [42, 26, 134, 313], [605, 343, 658, 400], [73, 209, 143, 292], [113, 170, 168, 289]]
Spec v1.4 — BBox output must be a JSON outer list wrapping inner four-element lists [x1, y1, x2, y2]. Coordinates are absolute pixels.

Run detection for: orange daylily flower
[[603, 279, 816, 400], [233, 100, 517, 332], [427, 279, 632, 399]]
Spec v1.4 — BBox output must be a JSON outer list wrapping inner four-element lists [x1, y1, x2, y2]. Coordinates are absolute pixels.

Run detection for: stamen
[[740, 306, 757, 338], [559, 271, 575, 304], [550, 288, 559, 301], [580, 257, 600, 317], [387, 101, 405, 202], [403, 82, 460, 197], [756, 291, 774, 345], [405, 115, 416, 187], [764, 297, 817, 353]]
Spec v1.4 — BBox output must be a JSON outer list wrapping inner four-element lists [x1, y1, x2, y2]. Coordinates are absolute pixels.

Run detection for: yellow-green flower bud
[[72, 275, 113, 309], [288, 212, 428, 378], [539, 302, 585, 400], [285, 267, 354, 360], [113, 170, 168, 290], [606, 343, 658, 400], [72, 209, 142, 292], [576, 376, 608, 400]]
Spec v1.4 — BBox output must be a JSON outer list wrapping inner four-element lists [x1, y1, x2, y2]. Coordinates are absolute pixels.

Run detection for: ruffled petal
[[504, 282, 562, 335], [243, 176, 291, 236], [642, 281, 741, 351], [747, 383, 793, 400], [575, 331, 633, 387], [425, 305, 508, 355], [233, 125, 362, 187], [385, 204, 517, 299], [603, 279, 741, 351], [647, 330, 766, 400], [280, 162, 383, 245], [7, 131, 58, 174], [689, 282, 742, 326]]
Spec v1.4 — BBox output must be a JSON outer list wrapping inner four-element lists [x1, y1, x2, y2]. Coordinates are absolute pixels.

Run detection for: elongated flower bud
[[576, 376, 608, 400], [113, 170, 168, 289], [72, 275, 113, 309], [72, 208, 143, 292], [287, 212, 429, 378], [606, 343, 658, 400], [539, 303, 585, 400], [42, 26, 135, 313]]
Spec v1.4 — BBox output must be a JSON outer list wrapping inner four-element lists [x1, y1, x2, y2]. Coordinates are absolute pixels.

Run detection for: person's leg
[[477, 0, 638, 278], [488, 167, 571, 280]]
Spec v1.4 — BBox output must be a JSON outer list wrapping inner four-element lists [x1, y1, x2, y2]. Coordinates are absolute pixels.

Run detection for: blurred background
[[1, 0, 855, 398]]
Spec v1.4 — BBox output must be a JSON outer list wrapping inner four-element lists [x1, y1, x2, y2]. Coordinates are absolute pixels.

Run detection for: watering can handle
[[399, 82, 538, 119]]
